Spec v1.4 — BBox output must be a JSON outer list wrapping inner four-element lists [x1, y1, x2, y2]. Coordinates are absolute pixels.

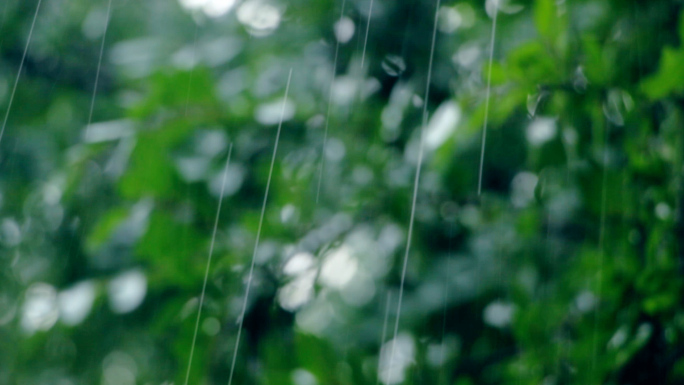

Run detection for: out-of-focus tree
[[1, 0, 683, 384]]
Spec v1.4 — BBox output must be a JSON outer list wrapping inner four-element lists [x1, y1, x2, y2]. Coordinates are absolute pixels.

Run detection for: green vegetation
[[1, 0, 683, 384]]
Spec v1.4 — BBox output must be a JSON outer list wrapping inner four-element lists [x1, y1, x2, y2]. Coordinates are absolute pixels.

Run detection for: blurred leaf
[[641, 47, 684, 99], [136, 211, 203, 287], [534, 0, 567, 49], [119, 120, 194, 198], [507, 42, 561, 85], [130, 69, 220, 118], [85, 207, 129, 253]]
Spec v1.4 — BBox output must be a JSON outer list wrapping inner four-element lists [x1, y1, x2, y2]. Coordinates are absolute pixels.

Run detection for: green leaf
[[507, 42, 561, 85], [641, 47, 684, 99], [582, 36, 615, 85], [136, 211, 203, 287], [85, 207, 129, 253], [534, 0, 567, 47], [119, 120, 194, 199], [295, 333, 338, 383], [130, 68, 220, 118]]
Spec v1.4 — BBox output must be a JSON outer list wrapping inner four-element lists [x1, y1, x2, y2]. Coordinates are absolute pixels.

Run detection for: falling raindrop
[[453, 44, 480, 68], [21, 283, 59, 333], [319, 246, 358, 289], [438, 7, 462, 33], [483, 301, 515, 328], [292, 369, 318, 385], [0, 218, 21, 247], [58, 281, 96, 326], [526, 91, 548, 117], [381, 55, 406, 77], [255, 98, 296, 125], [573, 66, 589, 92], [283, 252, 316, 276], [107, 269, 147, 314], [278, 270, 316, 311], [510, 172, 539, 208], [202, 317, 221, 336], [334, 17, 355, 43], [378, 333, 415, 384], [526, 117, 557, 146], [424, 101, 461, 150], [655, 202, 672, 220], [236, 0, 282, 37]]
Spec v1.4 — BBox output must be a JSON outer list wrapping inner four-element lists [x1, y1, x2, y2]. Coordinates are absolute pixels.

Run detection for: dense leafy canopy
[[1, 0, 683, 384]]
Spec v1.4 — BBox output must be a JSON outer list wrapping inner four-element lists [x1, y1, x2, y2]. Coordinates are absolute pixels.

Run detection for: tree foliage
[[1, 0, 683, 384]]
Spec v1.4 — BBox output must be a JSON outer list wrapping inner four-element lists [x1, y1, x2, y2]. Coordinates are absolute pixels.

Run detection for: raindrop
[[58, 281, 96, 326], [603, 89, 626, 126], [575, 291, 596, 313], [0, 294, 17, 326], [82, 6, 109, 40], [255, 98, 296, 125], [82, 120, 134, 143], [203, 0, 238, 17], [340, 270, 376, 306], [324, 138, 346, 162], [331, 76, 358, 105], [334, 17, 355, 43], [21, 283, 59, 333], [292, 369, 318, 385], [526, 117, 557, 146], [102, 351, 138, 385], [526, 93, 540, 117], [655, 202, 672, 220], [107, 269, 147, 314], [202, 317, 221, 336], [381, 55, 406, 77], [635, 323, 653, 344], [283, 252, 315, 276], [459, 205, 481, 228], [208, 164, 245, 197], [453, 45, 479, 68], [278, 270, 316, 311], [378, 333, 415, 384], [218, 68, 248, 100], [195, 129, 228, 157], [362, 78, 382, 99], [306, 114, 325, 130], [424, 101, 460, 150], [485, 0, 500, 18], [510, 172, 538, 208], [236, 0, 282, 37], [483, 301, 514, 328], [486, 0, 524, 16], [179, 0, 210, 9], [608, 326, 629, 350], [295, 297, 334, 335], [43, 183, 62, 205], [280, 204, 298, 223], [352, 166, 374, 185], [319, 245, 358, 289], [437, 6, 462, 34], [0, 218, 21, 246], [562, 127, 578, 146], [439, 201, 459, 220], [573, 66, 588, 92], [175, 157, 211, 182], [426, 336, 459, 366], [454, 3, 476, 28]]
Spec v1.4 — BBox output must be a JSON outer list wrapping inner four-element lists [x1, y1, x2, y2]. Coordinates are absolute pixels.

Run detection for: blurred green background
[[1, 0, 684, 384]]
